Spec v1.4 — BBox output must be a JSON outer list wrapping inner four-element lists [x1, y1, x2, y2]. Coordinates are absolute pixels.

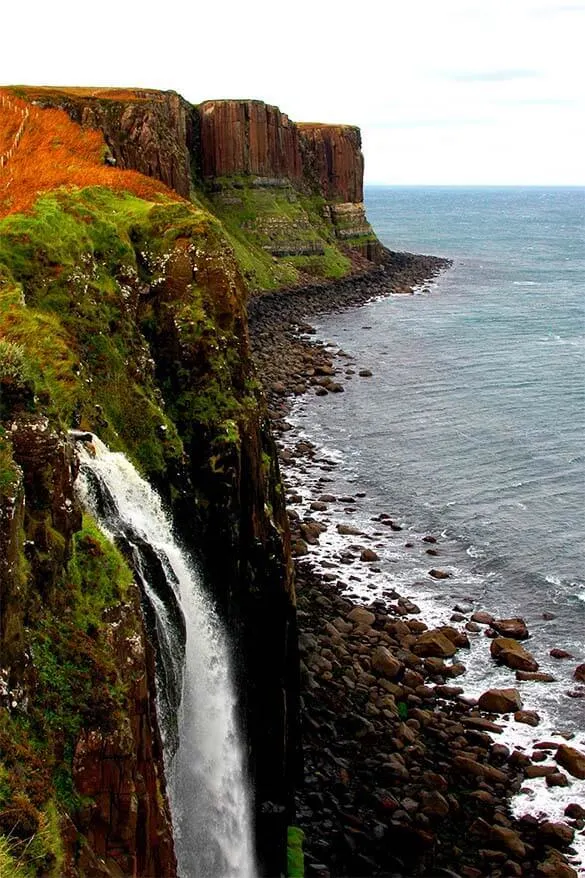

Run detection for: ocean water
[[287, 186, 585, 852]]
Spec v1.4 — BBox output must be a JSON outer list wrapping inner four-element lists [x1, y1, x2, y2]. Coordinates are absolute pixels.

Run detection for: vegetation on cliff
[[1, 85, 300, 876]]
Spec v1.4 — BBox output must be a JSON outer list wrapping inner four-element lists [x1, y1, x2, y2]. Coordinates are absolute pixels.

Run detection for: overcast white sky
[[2, 0, 584, 185]]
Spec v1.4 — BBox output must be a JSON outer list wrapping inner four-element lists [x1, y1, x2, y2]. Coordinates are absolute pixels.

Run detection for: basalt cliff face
[[22, 88, 381, 278], [0, 84, 383, 877]]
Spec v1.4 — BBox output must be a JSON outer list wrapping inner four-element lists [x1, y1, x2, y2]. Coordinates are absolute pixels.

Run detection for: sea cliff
[[4, 84, 577, 878]]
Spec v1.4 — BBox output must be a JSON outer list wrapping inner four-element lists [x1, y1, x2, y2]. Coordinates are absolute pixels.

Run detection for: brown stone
[[490, 637, 539, 672], [371, 646, 402, 680], [347, 606, 376, 627], [420, 790, 450, 818], [515, 670, 556, 682], [546, 772, 569, 787], [539, 821, 574, 848], [555, 743, 585, 779], [412, 630, 457, 658], [471, 611, 495, 625], [491, 825, 526, 858], [360, 548, 379, 562], [428, 568, 451, 579], [478, 688, 522, 714], [573, 662, 585, 682], [550, 648, 573, 659], [514, 710, 540, 727], [525, 764, 557, 778], [491, 617, 529, 640]]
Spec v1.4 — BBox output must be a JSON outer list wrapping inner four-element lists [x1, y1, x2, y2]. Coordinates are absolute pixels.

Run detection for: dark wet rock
[[429, 568, 451, 579], [573, 663, 585, 682], [360, 548, 379, 562], [478, 688, 522, 714], [565, 803, 585, 819], [515, 670, 556, 682], [413, 630, 457, 658], [555, 744, 585, 779], [490, 637, 539, 672], [514, 710, 540, 727], [346, 606, 375, 627], [371, 646, 403, 679], [471, 611, 495, 625], [550, 648, 573, 659], [546, 772, 569, 787], [491, 618, 529, 640], [539, 821, 574, 849]]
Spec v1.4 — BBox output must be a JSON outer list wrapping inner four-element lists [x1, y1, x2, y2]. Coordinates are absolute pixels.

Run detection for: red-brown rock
[[478, 688, 523, 714], [491, 617, 530, 640], [491, 637, 539, 672], [555, 744, 585, 779]]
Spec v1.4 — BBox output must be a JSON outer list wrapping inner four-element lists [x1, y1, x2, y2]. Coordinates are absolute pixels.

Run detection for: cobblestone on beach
[[248, 260, 584, 877]]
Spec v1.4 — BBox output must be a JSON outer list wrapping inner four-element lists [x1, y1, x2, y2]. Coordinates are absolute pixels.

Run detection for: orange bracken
[[0, 88, 182, 218]]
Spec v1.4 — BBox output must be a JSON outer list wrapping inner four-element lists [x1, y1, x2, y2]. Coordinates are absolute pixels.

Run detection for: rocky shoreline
[[248, 259, 585, 878]]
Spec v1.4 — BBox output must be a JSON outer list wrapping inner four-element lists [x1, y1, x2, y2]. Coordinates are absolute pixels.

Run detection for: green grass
[[0, 187, 198, 475], [198, 180, 355, 290], [287, 826, 304, 877]]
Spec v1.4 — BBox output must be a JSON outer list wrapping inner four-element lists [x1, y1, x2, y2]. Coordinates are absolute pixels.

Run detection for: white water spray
[[75, 435, 256, 878]]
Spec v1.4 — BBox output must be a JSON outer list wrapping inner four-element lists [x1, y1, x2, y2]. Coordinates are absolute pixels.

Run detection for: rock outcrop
[[299, 122, 364, 202], [0, 416, 175, 877], [22, 87, 194, 196], [199, 99, 304, 183]]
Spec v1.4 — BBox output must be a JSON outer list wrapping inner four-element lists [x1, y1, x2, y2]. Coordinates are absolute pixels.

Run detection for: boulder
[[360, 548, 379, 562], [550, 648, 573, 659], [412, 630, 457, 658], [539, 821, 574, 848], [491, 617, 529, 640], [371, 646, 402, 679], [555, 744, 585, 779], [428, 568, 451, 579], [515, 670, 556, 682], [490, 637, 539, 672], [347, 606, 375, 627], [471, 611, 495, 625], [514, 710, 540, 726], [573, 663, 585, 682], [491, 825, 526, 859], [478, 688, 523, 714]]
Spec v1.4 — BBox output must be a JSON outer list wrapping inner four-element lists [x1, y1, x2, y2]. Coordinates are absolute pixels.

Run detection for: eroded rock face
[[299, 123, 364, 202], [71, 602, 175, 877], [199, 99, 304, 183]]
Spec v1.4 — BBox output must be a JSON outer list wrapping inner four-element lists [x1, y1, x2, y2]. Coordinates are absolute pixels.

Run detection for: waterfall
[[75, 435, 256, 878]]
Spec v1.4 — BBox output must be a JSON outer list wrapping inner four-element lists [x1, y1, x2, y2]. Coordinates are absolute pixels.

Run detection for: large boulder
[[490, 637, 539, 672], [573, 663, 585, 682], [555, 744, 585, 779], [347, 606, 375, 627], [412, 630, 457, 658], [491, 617, 529, 640], [371, 646, 403, 680], [478, 688, 523, 714]]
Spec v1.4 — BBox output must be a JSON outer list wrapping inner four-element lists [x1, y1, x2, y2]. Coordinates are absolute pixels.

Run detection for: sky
[[2, 0, 584, 185]]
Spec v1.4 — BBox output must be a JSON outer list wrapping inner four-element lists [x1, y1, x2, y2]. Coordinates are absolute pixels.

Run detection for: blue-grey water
[[292, 187, 585, 731]]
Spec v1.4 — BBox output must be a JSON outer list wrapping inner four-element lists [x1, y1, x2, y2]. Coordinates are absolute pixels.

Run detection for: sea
[[286, 186, 585, 861]]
